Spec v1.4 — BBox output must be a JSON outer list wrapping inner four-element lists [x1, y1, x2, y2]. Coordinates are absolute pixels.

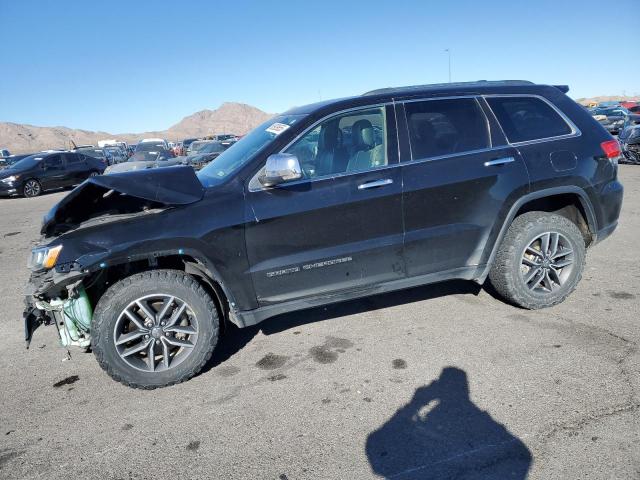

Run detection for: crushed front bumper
[[23, 268, 90, 348]]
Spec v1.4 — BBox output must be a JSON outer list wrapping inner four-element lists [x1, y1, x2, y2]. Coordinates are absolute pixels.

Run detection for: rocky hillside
[[0, 102, 273, 153], [575, 95, 639, 106]]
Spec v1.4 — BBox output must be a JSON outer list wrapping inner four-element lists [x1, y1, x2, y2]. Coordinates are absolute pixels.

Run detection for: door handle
[[484, 156, 515, 167], [358, 178, 393, 190]]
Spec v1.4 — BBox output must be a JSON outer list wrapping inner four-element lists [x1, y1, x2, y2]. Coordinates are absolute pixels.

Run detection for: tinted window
[[487, 96, 572, 143], [45, 154, 63, 168], [284, 107, 387, 178], [404, 98, 489, 160], [65, 153, 83, 165]]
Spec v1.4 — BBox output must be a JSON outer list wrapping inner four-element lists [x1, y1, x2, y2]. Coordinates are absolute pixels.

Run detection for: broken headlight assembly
[[28, 244, 63, 271]]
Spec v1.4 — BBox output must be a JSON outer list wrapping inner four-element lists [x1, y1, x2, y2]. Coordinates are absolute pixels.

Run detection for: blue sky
[[1, 0, 638, 133]]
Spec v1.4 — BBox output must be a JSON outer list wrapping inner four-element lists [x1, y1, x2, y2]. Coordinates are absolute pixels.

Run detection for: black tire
[[92, 269, 219, 389], [488, 211, 586, 309], [22, 178, 42, 197]]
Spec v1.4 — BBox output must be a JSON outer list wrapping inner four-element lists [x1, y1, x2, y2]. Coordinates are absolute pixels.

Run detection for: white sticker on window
[[265, 122, 290, 135]]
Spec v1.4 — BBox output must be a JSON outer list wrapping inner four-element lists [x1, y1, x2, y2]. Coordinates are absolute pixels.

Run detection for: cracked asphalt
[[1, 167, 639, 479]]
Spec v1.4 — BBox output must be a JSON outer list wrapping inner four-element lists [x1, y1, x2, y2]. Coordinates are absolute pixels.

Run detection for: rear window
[[486, 96, 572, 143], [404, 98, 489, 160]]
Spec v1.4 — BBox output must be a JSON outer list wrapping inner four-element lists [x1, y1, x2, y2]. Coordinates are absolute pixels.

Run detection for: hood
[[41, 166, 205, 237]]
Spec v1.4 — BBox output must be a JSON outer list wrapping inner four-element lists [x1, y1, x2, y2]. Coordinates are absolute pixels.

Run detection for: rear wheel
[[22, 179, 41, 197], [489, 212, 586, 309], [92, 269, 219, 389]]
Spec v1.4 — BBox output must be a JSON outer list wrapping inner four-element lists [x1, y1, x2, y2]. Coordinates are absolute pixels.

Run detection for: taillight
[[600, 139, 621, 159]]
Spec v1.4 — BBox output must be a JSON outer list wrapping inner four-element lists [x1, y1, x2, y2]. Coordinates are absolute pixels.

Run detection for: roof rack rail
[[362, 80, 536, 96]]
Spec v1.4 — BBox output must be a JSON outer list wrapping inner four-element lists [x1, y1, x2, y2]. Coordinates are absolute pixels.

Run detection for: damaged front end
[[24, 268, 92, 350], [24, 166, 205, 350]]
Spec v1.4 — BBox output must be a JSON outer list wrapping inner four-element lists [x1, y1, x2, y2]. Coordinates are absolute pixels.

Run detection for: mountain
[[0, 102, 273, 154]]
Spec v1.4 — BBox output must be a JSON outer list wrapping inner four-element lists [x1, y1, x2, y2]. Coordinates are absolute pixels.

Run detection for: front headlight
[[1, 175, 18, 183], [28, 245, 63, 270]]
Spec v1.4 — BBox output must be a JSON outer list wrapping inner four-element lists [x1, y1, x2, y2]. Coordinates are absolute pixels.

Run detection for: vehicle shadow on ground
[[202, 280, 489, 374], [365, 367, 532, 479]]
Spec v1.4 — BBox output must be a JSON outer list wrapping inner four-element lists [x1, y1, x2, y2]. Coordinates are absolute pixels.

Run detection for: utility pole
[[445, 49, 451, 83]]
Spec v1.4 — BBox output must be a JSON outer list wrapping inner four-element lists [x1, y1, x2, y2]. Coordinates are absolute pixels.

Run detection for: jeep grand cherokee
[[23, 80, 624, 388]]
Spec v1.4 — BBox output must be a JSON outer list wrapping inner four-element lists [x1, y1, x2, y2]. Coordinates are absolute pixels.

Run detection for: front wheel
[[22, 179, 42, 197], [92, 269, 219, 389], [488, 212, 586, 309]]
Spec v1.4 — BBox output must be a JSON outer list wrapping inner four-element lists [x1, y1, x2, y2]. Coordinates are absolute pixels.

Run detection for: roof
[[362, 80, 537, 96], [284, 80, 568, 117]]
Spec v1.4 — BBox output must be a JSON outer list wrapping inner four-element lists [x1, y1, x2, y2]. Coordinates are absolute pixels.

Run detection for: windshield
[[6, 154, 43, 170], [198, 114, 306, 187]]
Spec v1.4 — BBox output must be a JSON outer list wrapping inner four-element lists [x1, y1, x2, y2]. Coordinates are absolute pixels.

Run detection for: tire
[[92, 269, 219, 389], [488, 211, 586, 309], [22, 178, 42, 197]]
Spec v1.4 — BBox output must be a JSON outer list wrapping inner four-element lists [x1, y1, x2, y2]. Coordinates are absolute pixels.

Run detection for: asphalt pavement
[[1, 167, 639, 479]]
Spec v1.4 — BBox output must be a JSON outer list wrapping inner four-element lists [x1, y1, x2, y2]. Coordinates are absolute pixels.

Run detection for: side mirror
[[259, 153, 302, 187]]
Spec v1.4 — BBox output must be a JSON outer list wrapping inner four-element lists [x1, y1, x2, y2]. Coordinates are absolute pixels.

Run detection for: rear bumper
[[592, 179, 623, 246]]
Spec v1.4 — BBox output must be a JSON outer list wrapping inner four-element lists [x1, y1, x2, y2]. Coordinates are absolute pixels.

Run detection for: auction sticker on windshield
[[265, 123, 291, 135]]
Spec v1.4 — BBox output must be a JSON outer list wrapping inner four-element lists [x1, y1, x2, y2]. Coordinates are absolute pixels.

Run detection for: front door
[[398, 97, 530, 277], [245, 105, 405, 306], [40, 154, 67, 190]]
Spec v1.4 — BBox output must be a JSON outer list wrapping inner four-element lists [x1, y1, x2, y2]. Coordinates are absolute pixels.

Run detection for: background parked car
[[0, 148, 11, 159], [181, 137, 198, 156], [103, 148, 179, 174], [591, 107, 629, 135], [103, 145, 128, 164], [619, 114, 640, 164], [0, 151, 105, 197], [175, 141, 226, 170], [136, 138, 169, 151], [186, 140, 212, 156], [74, 146, 108, 163]]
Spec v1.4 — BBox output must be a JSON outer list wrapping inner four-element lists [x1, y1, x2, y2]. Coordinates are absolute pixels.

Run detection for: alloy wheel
[[113, 294, 199, 372], [520, 231, 574, 293], [23, 180, 41, 197]]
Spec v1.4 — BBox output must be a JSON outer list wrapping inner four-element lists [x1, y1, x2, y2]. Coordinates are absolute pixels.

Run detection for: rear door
[[245, 104, 405, 305], [398, 96, 530, 277], [62, 152, 88, 185]]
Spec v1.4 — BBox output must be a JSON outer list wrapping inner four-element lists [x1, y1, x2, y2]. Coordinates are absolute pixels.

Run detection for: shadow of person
[[366, 367, 531, 479]]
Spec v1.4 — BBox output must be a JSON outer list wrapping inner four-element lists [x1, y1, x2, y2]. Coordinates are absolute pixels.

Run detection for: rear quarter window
[[486, 96, 572, 143]]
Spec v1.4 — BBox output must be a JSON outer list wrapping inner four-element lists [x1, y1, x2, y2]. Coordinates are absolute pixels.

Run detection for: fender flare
[[477, 186, 598, 283], [81, 246, 240, 320]]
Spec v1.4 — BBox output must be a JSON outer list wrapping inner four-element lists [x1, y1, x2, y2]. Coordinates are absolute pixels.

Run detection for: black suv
[[24, 81, 623, 388], [0, 151, 106, 197]]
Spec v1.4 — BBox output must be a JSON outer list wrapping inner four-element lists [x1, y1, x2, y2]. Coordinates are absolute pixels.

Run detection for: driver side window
[[285, 107, 387, 179]]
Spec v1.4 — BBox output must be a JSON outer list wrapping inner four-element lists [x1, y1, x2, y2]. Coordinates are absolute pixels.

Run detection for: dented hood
[[42, 166, 205, 237]]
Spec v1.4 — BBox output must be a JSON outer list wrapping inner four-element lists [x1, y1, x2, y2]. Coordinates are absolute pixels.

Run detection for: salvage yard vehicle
[[591, 107, 629, 135], [619, 114, 640, 164], [175, 140, 226, 170], [103, 148, 178, 174], [1, 151, 106, 197], [24, 80, 623, 389]]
